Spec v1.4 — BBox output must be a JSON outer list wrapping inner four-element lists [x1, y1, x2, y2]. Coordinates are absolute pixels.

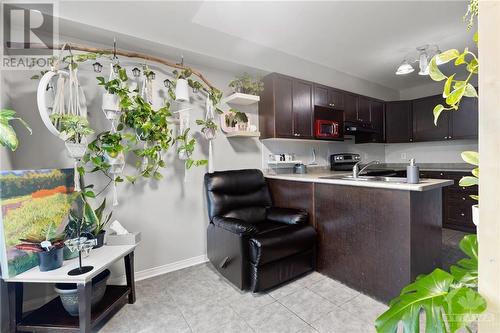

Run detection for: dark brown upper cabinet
[[385, 101, 413, 143], [450, 97, 478, 140], [292, 79, 314, 138], [413, 94, 450, 142], [343, 93, 358, 122], [370, 100, 385, 142], [259, 73, 313, 139], [314, 84, 344, 109], [412, 94, 478, 142], [357, 97, 371, 123]]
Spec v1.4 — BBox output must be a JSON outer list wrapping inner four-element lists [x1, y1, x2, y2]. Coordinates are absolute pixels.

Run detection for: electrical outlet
[[401, 153, 407, 160]]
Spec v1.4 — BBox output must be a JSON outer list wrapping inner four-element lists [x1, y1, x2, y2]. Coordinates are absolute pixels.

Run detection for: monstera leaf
[[450, 235, 478, 288], [375, 268, 453, 333]]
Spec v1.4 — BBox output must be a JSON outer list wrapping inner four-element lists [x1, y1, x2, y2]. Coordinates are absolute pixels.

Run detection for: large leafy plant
[[0, 109, 32, 151], [376, 235, 485, 333], [376, 1, 484, 332]]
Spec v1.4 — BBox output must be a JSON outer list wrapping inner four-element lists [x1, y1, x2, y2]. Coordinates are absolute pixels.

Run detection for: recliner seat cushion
[[249, 225, 316, 266]]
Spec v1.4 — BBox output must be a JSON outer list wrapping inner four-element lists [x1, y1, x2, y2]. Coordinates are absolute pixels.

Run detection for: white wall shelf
[[222, 93, 260, 105], [225, 131, 260, 138]]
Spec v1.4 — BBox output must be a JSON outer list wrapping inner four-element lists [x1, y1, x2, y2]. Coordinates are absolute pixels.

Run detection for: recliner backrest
[[204, 169, 272, 224]]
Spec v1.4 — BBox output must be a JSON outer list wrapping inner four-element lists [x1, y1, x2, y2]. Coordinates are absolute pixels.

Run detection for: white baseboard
[[108, 254, 209, 285]]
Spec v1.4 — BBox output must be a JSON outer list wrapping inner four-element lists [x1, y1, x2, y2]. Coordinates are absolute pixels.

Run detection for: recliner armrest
[[212, 216, 257, 235], [266, 207, 308, 225]]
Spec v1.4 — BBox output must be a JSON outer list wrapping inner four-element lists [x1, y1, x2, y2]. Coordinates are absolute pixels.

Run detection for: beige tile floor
[[96, 228, 468, 333]]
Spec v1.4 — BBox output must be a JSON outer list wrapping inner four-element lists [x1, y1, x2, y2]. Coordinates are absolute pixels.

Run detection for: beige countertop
[[265, 171, 454, 192]]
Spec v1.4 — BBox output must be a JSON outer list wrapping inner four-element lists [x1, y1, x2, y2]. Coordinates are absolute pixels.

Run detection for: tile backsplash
[[261, 138, 478, 169]]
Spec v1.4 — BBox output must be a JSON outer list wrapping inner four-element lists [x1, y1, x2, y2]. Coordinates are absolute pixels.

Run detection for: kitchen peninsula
[[266, 172, 453, 302]]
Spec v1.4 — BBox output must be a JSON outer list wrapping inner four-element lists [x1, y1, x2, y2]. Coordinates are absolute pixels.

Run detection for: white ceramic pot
[[472, 204, 479, 226], [65, 142, 87, 160], [104, 151, 125, 175], [102, 93, 121, 120], [175, 79, 189, 102]]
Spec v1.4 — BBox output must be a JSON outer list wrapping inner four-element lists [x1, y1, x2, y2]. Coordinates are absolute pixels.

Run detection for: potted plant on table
[[228, 73, 264, 95], [85, 198, 112, 248], [15, 223, 65, 272]]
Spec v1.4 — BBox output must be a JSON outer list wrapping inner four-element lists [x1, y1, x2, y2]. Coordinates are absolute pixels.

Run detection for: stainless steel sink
[[319, 175, 408, 183]]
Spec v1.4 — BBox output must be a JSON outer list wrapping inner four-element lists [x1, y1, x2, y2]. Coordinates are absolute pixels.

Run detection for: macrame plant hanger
[[103, 39, 125, 206], [51, 44, 88, 192], [204, 95, 216, 173]]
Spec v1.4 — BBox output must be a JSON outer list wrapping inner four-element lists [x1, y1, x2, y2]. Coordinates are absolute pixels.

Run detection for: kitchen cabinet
[[420, 170, 477, 233], [259, 73, 313, 139], [370, 100, 384, 142], [385, 101, 413, 143], [412, 95, 450, 141], [357, 97, 371, 123], [411, 94, 478, 142], [292, 79, 314, 138], [343, 93, 358, 122], [314, 84, 344, 109], [450, 97, 478, 139]]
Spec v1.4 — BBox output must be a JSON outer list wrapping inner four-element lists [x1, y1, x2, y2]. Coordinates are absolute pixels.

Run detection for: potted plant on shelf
[[85, 198, 112, 248], [228, 73, 264, 95], [223, 108, 249, 132], [0, 109, 32, 151], [15, 223, 65, 272]]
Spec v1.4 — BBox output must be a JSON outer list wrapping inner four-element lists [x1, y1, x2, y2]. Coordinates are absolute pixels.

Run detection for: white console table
[[3, 245, 136, 333]]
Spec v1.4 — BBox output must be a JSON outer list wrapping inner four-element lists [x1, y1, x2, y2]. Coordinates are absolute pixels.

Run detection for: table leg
[[7, 282, 23, 333], [124, 252, 136, 304], [77, 283, 91, 333]]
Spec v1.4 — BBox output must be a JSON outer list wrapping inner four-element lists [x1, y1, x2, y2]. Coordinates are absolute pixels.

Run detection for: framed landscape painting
[[0, 168, 77, 278]]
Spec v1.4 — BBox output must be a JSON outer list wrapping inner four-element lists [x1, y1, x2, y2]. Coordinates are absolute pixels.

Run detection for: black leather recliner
[[204, 169, 317, 292]]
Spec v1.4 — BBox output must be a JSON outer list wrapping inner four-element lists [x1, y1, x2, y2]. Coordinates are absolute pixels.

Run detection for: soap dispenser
[[407, 158, 420, 184]]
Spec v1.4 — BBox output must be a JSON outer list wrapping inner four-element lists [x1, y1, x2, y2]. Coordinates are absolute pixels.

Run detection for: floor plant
[[375, 1, 484, 332]]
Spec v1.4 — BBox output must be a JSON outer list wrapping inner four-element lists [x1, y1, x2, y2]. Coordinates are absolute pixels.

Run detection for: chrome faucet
[[353, 160, 380, 179]]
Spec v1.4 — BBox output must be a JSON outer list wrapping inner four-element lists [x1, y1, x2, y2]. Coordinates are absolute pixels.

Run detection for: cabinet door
[[292, 79, 313, 138], [344, 93, 358, 122], [412, 95, 450, 142], [450, 97, 478, 140], [385, 101, 413, 143], [370, 100, 384, 142], [357, 97, 371, 123], [328, 89, 344, 109], [274, 75, 294, 137], [314, 84, 329, 107]]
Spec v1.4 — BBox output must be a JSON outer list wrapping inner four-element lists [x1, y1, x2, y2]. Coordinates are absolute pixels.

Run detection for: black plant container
[[94, 231, 106, 249], [38, 247, 63, 272]]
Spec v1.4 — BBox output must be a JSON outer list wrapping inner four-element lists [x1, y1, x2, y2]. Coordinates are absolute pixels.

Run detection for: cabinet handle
[[409, 138, 413, 142], [449, 136, 452, 139], [460, 212, 465, 217], [462, 197, 466, 201], [440, 173, 444, 176], [329, 103, 335, 107], [444, 136, 448, 139]]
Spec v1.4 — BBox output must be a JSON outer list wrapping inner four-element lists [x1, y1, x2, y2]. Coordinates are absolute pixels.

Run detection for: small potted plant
[[85, 198, 112, 248], [196, 119, 218, 140], [171, 68, 193, 102], [50, 114, 94, 159], [228, 73, 264, 95], [15, 223, 65, 272]]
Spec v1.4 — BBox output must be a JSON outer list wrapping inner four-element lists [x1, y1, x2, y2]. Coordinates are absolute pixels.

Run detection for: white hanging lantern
[[175, 78, 189, 102]]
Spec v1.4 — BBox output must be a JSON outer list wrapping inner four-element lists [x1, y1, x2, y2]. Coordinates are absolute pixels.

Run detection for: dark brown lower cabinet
[[420, 171, 477, 233]]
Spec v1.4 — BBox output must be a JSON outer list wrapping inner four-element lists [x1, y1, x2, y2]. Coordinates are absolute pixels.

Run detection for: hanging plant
[[0, 109, 32, 151], [196, 119, 218, 140]]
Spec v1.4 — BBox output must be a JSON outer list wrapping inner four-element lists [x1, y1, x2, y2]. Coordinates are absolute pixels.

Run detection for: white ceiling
[[57, 1, 475, 94]]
